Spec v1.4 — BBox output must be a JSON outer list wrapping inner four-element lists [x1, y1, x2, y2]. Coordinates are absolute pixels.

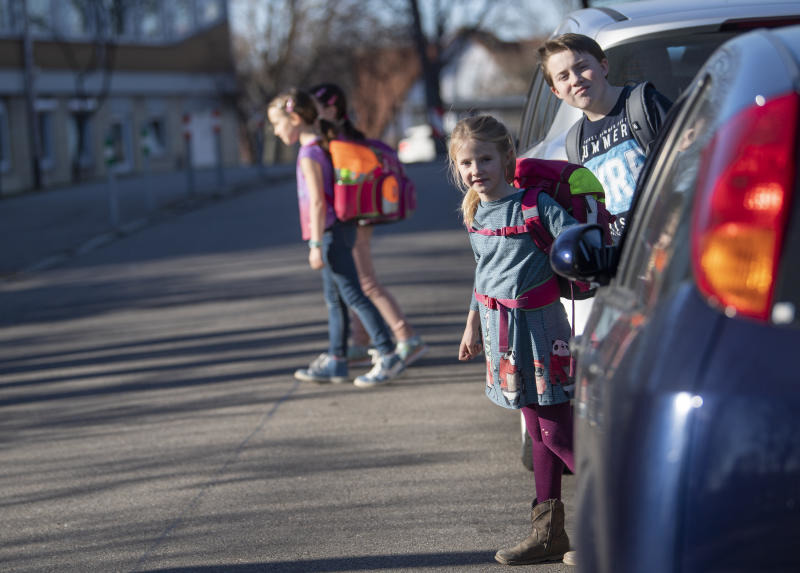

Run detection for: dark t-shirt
[[579, 86, 644, 241]]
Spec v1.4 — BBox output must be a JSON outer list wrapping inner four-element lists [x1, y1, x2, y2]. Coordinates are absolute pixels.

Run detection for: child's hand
[[459, 322, 482, 361], [309, 247, 324, 270]]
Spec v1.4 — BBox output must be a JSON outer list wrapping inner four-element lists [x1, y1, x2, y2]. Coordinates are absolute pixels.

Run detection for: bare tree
[[232, 0, 578, 159], [351, 44, 420, 140], [408, 0, 443, 150], [232, 0, 409, 162], [404, 0, 572, 148]]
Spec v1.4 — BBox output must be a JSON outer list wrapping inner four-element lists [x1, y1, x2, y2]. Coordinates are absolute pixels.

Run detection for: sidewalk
[[0, 164, 294, 278]]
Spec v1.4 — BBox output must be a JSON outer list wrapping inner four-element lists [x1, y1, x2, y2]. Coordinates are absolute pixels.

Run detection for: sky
[[427, 0, 567, 40]]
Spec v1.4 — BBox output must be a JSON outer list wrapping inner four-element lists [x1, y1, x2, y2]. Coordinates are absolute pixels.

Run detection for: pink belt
[[474, 276, 560, 353]]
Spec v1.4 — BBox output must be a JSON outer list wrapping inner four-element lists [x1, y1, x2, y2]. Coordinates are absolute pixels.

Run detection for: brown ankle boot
[[494, 498, 570, 566]]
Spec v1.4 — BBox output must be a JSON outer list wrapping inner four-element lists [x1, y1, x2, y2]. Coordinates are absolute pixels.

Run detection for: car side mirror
[[549, 223, 618, 286]]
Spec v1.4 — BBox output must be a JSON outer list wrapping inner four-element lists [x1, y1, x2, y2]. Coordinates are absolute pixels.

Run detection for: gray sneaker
[[396, 335, 428, 366], [294, 353, 348, 383], [353, 351, 405, 388]]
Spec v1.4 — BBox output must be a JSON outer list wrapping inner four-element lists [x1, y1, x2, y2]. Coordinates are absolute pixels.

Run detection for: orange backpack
[[329, 139, 416, 224]]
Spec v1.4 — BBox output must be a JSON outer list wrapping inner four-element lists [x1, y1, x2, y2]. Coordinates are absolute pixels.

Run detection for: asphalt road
[[0, 161, 575, 573]]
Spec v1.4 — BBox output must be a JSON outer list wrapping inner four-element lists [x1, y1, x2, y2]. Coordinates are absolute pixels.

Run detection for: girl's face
[[268, 107, 301, 146], [454, 138, 513, 202]]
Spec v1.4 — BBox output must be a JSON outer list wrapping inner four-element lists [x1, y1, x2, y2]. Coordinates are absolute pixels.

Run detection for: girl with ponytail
[[310, 83, 428, 367], [449, 114, 578, 566], [267, 88, 404, 387]]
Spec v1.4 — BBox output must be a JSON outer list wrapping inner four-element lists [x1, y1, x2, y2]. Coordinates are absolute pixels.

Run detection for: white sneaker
[[353, 351, 404, 388], [294, 353, 348, 383]]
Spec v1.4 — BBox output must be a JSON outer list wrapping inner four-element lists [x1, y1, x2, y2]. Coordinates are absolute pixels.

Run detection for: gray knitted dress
[[468, 189, 576, 409]]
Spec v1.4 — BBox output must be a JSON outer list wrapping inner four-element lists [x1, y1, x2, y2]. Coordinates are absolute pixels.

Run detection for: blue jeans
[[321, 221, 393, 358]]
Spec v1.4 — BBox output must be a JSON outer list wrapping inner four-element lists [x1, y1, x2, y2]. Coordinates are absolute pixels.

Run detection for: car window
[[615, 75, 719, 307], [518, 70, 560, 152], [606, 31, 739, 102]]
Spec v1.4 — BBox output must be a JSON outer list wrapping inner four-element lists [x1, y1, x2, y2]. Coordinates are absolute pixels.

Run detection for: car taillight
[[691, 92, 798, 321]]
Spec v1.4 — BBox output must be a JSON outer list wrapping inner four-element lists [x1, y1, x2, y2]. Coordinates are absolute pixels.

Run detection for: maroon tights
[[521, 402, 575, 502]]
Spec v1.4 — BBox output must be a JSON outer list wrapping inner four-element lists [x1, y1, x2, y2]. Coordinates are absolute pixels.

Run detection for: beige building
[[0, 0, 239, 196]]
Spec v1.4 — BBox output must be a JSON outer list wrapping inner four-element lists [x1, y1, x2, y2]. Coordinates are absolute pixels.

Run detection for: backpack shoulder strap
[[625, 82, 670, 155], [565, 119, 582, 164], [520, 188, 554, 253], [625, 82, 651, 152]]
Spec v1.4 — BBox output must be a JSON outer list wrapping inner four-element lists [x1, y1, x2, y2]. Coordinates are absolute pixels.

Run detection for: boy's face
[[546, 49, 609, 111]]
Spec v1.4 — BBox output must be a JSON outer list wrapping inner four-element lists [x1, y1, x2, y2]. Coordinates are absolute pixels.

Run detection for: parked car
[[550, 24, 800, 573], [397, 124, 437, 164], [517, 0, 800, 471]]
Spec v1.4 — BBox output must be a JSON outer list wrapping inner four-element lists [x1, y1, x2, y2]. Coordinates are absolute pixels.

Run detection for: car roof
[[556, 0, 800, 50]]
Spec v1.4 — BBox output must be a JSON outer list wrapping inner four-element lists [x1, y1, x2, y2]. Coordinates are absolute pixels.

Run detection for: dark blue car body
[[554, 25, 800, 573]]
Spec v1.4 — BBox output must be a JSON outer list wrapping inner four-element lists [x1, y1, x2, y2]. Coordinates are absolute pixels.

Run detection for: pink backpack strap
[[468, 223, 529, 237], [466, 189, 554, 251], [519, 188, 554, 253]]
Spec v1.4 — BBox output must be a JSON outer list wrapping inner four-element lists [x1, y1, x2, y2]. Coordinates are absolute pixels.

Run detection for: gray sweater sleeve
[[537, 192, 578, 239]]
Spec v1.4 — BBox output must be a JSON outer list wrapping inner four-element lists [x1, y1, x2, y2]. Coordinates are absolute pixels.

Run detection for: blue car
[[550, 25, 800, 573]]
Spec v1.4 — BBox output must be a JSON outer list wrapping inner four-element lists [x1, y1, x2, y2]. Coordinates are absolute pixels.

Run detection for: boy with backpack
[[539, 33, 672, 242]]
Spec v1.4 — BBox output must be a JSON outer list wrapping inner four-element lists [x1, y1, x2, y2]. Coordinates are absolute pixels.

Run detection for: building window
[[169, 0, 193, 37], [0, 0, 15, 33], [140, 117, 167, 158], [36, 110, 54, 170], [0, 101, 9, 172], [103, 0, 131, 38], [68, 98, 97, 167], [198, 0, 223, 25], [28, 0, 52, 35], [68, 113, 93, 168], [107, 118, 132, 172], [138, 0, 163, 40], [63, 0, 93, 37]]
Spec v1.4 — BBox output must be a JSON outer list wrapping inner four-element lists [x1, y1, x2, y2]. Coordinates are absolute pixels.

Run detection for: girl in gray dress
[[451, 115, 576, 566]]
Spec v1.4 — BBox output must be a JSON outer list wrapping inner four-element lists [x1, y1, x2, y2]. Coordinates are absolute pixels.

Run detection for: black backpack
[[565, 82, 671, 164]]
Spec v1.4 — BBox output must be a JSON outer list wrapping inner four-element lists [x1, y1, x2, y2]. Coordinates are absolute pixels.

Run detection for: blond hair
[[447, 115, 516, 227]]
